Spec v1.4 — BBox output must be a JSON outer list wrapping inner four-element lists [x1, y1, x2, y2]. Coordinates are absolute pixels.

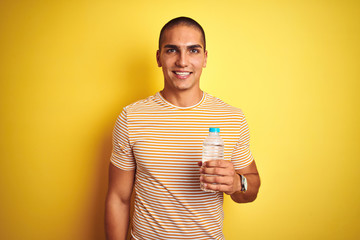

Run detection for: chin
[[174, 82, 195, 90], [172, 86, 190, 91]]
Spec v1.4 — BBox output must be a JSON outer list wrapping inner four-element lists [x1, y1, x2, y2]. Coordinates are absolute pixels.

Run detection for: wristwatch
[[238, 174, 248, 193]]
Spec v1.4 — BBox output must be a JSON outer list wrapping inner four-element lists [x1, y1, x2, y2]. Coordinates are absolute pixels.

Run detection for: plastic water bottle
[[200, 127, 224, 192]]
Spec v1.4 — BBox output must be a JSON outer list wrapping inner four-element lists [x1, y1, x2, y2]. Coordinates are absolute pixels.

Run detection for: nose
[[175, 50, 188, 67]]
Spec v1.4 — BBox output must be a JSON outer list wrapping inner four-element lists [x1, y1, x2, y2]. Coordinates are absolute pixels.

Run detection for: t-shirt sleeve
[[231, 114, 254, 170], [110, 108, 136, 170]]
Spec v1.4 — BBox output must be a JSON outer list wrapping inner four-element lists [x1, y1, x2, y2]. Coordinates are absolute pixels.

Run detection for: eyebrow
[[163, 44, 203, 49], [188, 44, 202, 49]]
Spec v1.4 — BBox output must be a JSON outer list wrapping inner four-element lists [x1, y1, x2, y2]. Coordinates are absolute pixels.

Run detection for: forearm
[[230, 173, 260, 203], [105, 194, 131, 240]]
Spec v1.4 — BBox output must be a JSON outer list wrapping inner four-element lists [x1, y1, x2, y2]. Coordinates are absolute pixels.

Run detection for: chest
[[127, 113, 242, 171]]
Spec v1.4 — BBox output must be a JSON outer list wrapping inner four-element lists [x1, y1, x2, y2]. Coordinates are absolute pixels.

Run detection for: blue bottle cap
[[209, 127, 220, 133]]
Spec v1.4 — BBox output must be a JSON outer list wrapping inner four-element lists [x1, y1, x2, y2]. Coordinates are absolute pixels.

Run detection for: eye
[[166, 49, 176, 53], [190, 49, 200, 53]]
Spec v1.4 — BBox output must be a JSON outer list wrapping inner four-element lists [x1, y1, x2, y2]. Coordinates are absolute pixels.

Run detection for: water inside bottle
[[201, 142, 224, 192]]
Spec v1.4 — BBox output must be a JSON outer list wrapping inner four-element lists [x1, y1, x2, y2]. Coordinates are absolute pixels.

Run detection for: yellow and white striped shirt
[[111, 92, 254, 240]]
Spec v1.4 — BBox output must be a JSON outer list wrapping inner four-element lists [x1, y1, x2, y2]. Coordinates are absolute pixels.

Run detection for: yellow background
[[1, 0, 359, 239]]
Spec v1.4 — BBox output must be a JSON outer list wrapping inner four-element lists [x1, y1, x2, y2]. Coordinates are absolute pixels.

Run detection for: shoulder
[[122, 94, 159, 114], [204, 93, 245, 117]]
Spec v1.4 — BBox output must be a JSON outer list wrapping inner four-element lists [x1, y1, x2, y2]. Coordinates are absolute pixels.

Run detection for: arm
[[230, 161, 260, 203], [199, 160, 260, 203], [105, 163, 135, 240]]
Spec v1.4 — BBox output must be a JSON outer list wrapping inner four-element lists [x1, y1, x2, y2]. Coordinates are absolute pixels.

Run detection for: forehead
[[161, 25, 204, 48]]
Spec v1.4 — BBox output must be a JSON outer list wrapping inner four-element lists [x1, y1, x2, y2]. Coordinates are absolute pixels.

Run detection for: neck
[[160, 88, 203, 107]]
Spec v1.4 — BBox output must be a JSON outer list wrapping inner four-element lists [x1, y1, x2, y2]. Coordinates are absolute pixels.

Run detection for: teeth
[[175, 72, 190, 76]]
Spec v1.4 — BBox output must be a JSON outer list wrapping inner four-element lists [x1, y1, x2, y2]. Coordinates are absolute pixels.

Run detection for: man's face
[[156, 25, 207, 93]]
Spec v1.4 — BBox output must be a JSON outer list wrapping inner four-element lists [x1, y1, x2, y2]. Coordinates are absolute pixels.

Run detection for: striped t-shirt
[[111, 92, 254, 240]]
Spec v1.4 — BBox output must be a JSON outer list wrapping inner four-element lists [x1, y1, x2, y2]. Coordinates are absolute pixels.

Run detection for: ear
[[156, 50, 162, 67], [203, 50, 208, 68]]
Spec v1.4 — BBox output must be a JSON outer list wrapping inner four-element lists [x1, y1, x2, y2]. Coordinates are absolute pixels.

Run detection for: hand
[[198, 160, 241, 195]]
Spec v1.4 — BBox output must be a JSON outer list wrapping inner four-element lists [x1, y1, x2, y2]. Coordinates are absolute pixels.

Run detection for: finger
[[198, 161, 203, 167], [201, 174, 234, 185], [203, 160, 233, 168], [201, 167, 234, 177], [202, 182, 234, 193]]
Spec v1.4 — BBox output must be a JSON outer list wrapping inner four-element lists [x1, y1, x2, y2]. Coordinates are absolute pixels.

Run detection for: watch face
[[243, 176, 248, 192], [241, 175, 248, 192]]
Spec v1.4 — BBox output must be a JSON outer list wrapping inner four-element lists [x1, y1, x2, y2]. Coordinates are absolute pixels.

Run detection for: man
[[105, 17, 260, 240]]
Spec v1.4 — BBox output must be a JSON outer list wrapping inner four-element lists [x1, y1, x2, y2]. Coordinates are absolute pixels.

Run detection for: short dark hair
[[159, 16, 206, 50]]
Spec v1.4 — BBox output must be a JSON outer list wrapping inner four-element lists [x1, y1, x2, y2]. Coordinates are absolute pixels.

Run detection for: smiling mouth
[[173, 71, 192, 76]]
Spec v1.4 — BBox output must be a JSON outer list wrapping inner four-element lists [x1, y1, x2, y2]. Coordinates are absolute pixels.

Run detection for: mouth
[[173, 71, 192, 79]]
